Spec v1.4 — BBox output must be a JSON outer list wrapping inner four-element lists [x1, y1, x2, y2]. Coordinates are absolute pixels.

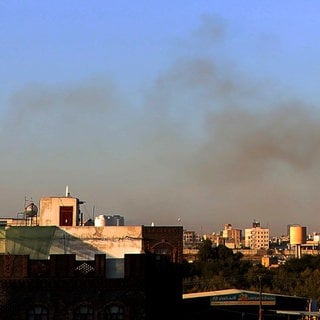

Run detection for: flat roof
[[183, 289, 306, 300]]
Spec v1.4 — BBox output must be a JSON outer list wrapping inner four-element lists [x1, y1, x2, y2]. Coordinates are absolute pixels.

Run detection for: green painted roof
[[5, 226, 57, 259]]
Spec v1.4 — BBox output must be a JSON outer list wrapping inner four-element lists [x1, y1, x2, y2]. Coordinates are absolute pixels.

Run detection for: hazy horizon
[[1, 1, 320, 237]]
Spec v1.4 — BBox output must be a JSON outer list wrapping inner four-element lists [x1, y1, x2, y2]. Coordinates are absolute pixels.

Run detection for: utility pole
[[258, 275, 263, 320]]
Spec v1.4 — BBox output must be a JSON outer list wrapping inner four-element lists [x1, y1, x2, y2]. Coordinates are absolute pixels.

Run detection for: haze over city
[[1, 1, 320, 236]]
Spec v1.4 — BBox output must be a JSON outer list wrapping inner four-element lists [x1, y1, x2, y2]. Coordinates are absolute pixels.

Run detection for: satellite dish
[[25, 202, 38, 217]]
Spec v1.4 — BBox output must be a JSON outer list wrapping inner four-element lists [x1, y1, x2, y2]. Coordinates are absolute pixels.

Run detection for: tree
[[197, 239, 214, 262]]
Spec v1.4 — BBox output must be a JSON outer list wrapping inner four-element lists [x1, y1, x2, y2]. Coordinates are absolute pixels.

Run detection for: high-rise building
[[244, 221, 269, 249]]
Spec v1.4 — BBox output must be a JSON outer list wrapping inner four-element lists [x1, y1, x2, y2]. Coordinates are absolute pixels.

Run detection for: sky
[[1, 1, 320, 236]]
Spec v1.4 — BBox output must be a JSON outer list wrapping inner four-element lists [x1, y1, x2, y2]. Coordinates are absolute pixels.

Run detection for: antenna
[[92, 205, 95, 220], [65, 185, 70, 197]]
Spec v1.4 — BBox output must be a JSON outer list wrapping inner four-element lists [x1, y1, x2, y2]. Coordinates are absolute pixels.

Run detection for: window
[[27, 306, 48, 320], [105, 304, 124, 320], [152, 242, 174, 262], [74, 305, 94, 320]]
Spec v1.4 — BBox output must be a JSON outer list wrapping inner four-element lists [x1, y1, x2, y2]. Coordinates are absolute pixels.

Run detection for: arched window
[[27, 306, 48, 320], [105, 304, 124, 320], [152, 241, 175, 262], [74, 305, 94, 320]]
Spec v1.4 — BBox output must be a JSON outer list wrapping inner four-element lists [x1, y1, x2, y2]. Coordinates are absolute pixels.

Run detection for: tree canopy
[[183, 241, 320, 305]]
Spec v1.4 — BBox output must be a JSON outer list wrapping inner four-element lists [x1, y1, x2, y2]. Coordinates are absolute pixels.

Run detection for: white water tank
[[94, 214, 106, 227]]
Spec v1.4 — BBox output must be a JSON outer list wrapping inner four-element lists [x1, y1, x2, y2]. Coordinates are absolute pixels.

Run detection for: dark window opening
[[27, 306, 48, 320], [105, 304, 124, 320], [74, 305, 94, 320]]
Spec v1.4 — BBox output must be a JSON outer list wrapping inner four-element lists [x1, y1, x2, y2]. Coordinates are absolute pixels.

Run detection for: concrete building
[[0, 195, 183, 264], [244, 221, 269, 250], [105, 214, 124, 226], [0, 193, 184, 319], [0, 253, 182, 320], [183, 230, 202, 247], [222, 224, 242, 249], [39, 196, 85, 227]]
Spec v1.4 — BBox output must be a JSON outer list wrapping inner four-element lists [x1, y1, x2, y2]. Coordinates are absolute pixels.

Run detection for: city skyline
[[3, 193, 312, 238], [1, 1, 320, 236]]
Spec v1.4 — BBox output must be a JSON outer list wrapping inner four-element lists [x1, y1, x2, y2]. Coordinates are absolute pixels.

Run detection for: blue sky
[[1, 1, 320, 235]]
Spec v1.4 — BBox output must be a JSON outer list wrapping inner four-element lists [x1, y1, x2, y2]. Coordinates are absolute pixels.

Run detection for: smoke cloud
[[1, 15, 319, 236]]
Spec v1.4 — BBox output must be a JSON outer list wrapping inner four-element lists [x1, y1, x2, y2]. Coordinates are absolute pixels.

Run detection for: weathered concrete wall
[[58, 226, 143, 259], [39, 197, 79, 226], [0, 226, 143, 260], [1, 225, 183, 262]]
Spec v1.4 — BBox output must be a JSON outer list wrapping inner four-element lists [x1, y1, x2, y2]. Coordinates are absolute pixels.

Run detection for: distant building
[[182, 230, 203, 263], [261, 255, 280, 268], [222, 224, 242, 249], [244, 221, 269, 250], [203, 233, 225, 247], [105, 214, 124, 226], [183, 230, 202, 247]]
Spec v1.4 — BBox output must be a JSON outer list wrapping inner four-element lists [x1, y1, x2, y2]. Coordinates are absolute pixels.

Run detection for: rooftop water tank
[[25, 203, 38, 217], [94, 214, 106, 227]]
